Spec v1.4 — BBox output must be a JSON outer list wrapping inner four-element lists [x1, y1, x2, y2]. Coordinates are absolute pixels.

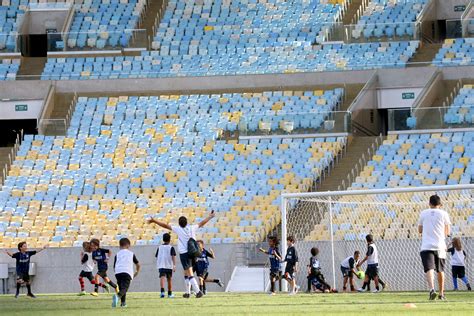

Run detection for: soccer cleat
[[294, 285, 300, 294], [453, 288, 458, 291], [27, 293, 36, 298], [168, 294, 175, 298], [467, 284, 472, 291], [269, 292, 276, 296], [112, 294, 119, 308], [288, 291, 296, 295], [115, 285, 120, 294], [160, 292, 165, 298], [381, 283, 387, 291], [371, 289, 379, 293], [195, 291, 204, 298], [78, 291, 87, 296], [182, 293, 190, 298], [217, 279, 224, 288], [90, 292, 99, 297], [438, 295, 447, 301], [429, 289, 437, 301], [120, 303, 127, 308], [104, 285, 110, 293], [357, 288, 364, 292], [15, 293, 19, 299]]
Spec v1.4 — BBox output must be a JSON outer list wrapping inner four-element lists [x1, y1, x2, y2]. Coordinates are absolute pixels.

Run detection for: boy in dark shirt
[[194, 240, 224, 294], [4, 241, 47, 298], [307, 247, 337, 293], [90, 238, 118, 295], [283, 236, 300, 294], [259, 236, 282, 295]]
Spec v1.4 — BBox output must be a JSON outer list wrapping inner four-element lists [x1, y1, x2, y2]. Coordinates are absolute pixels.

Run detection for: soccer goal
[[281, 184, 474, 292]]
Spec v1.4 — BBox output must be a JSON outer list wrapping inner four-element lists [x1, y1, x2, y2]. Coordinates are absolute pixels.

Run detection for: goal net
[[281, 184, 474, 292]]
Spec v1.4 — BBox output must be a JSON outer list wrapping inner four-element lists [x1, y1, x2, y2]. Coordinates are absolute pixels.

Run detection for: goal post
[[281, 184, 474, 292]]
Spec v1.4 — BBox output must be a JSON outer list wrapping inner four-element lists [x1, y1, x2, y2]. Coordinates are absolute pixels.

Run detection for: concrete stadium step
[[17, 57, 46, 80], [226, 266, 268, 292], [408, 43, 442, 66], [343, 0, 364, 25]]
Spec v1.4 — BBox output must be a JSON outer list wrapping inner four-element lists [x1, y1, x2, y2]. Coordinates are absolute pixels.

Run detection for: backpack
[[187, 238, 201, 258]]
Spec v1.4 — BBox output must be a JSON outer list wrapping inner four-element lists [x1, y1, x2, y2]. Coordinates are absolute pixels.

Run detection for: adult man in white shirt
[[148, 211, 215, 298], [418, 195, 451, 301]]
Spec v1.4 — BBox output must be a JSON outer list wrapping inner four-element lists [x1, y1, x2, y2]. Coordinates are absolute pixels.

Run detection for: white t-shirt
[[171, 224, 199, 254], [114, 249, 139, 279], [81, 252, 94, 272], [418, 208, 451, 252], [449, 248, 466, 267]]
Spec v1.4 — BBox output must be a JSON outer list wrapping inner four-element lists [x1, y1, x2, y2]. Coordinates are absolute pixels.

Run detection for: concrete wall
[[349, 73, 380, 135], [436, 0, 470, 20], [0, 99, 43, 120], [0, 243, 245, 294]]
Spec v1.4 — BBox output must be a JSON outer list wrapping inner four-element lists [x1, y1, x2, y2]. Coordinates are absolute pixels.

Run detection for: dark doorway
[[19, 34, 48, 57], [0, 119, 37, 146], [437, 20, 447, 41]]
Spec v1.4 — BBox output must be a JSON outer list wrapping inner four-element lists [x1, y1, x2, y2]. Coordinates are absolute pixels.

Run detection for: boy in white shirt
[[78, 241, 107, 296], [112, 238, 141, 308], [148, 210, 215, 298], [155, 233, 177, 298]]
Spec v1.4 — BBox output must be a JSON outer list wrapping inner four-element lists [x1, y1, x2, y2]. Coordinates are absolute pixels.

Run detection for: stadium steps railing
[[0, 130, 22, 185]]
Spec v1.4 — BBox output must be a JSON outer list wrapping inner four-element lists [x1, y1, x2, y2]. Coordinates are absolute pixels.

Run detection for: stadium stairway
[[342, 0, 364, 25], [408, 43, 442, 66], [16, 57, 46, 80], [288, 136, 381, 241], [135, 0, 168, 49]]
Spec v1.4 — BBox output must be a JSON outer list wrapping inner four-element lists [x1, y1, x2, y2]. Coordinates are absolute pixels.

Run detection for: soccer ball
[[356, 271, 365, 279]]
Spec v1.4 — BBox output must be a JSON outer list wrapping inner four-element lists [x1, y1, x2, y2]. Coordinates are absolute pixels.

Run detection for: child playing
[[340, 250, 361, 292], [155, 233, 177, 298], [90, 238, 118, 295], [78, 241, 108, 296], [259, 236, 281, 295], [448, 237, 471, 291], [307, 247, 337, 293], [3, 242, 47, 298], [194, 240, 224, 294], [283, 236, 300, 295], [112, 238, 141, 308], [357, 234, 386, 293]]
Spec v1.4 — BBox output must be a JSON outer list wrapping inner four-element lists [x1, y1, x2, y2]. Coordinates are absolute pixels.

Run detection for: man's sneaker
[[90, 292, 98, 297], [78, 291, 87, 296], [104, 285, 110, 293], [429, 289, 437, 301], [217, 279, 224, 288], [195, 291, 204, 298], [182, 293, 190, 298], [168, 294, 175, 298], [357, 288, 365, 292], [27, 293, 36, 299], [438, 294, 447, 301], [112, 294, 119, 308], [371, 289, 380, 293], [160, 292, 165, 298]]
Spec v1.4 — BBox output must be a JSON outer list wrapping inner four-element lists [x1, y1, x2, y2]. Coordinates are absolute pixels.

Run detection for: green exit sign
[[402, 92, 415, 100], [454, 5, 465, 12], [15, 104, 28, 112]]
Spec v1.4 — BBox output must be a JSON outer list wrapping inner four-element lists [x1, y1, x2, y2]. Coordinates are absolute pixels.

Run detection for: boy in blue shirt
[[90, 238, 118, 295], [195, 240, 224, 294], [259, 236, 282, 295], [4, 241, 47, 298]]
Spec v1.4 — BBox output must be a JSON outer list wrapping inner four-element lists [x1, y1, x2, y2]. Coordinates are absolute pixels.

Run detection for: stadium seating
[[151, 0, 344, 52], [41, 41, 420, 79], [0, 91, 347, 248], [0, 58, 20, 80], [443, 85, 474, 125], [306, 132, 474, 241], [432, 38, 474, 67], [351, 0, 427, 39], [0, 0, 146, 51]]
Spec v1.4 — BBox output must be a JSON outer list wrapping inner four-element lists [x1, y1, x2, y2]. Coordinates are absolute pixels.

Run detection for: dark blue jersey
[[268, 247, 281, 272], [12, 251, 36, 275], [285, 246, 298, 268], [92, 248, 110, 271], [195, 249, 213, 273]]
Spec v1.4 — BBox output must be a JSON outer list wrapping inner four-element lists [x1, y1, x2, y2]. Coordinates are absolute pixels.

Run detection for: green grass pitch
[[0, 292, 473, 315]]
